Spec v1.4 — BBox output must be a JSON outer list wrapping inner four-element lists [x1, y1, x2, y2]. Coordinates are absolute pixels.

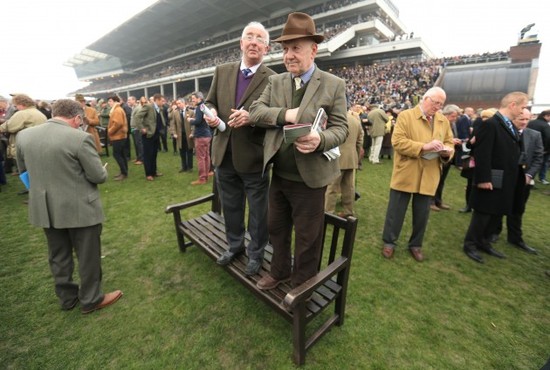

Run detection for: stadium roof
[[85, 0, 306, 63]]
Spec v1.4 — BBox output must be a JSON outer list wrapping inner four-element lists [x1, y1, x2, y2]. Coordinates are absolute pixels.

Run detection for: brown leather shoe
[[409, 247, 424, 262], [439, 203, 451, 210], [82, 290, 123, 314], [382, 245, 394, 259], [430, 204, 440, 211], [191, 179, 207, 185], [256, 274, 290, 290], [146, 176, 154, 181]]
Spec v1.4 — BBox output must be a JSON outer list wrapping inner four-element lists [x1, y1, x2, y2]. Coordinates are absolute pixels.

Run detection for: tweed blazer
[[338, 112, 364, 170], [390, 105, 455, 196], [168, 107, 194, 150], [134, 103, 165, 138], [206, 62, 276, 172], [249, 67, 348, 188], [16, 119, 107, 228]]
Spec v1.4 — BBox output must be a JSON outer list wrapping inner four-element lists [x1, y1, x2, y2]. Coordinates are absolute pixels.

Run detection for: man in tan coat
[[75, 94, 102, 154], [367, 105, 389, 164], [381, 87, 454, 262], [325, 108, 364, 217]]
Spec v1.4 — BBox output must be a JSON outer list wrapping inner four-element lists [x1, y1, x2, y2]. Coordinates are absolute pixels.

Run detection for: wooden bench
[[165, 184, 358, 365]]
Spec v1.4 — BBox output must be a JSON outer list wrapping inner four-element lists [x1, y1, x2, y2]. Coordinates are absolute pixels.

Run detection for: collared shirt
[[292, 64, 316, 86], [240, 60, 261, 75]]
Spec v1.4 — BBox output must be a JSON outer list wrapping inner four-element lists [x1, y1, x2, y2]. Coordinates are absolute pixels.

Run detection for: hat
[[75, 94, 86, 102], [273, 12, 324, 44]]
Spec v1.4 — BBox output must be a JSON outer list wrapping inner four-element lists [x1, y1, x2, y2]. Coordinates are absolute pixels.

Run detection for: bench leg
[[292, 304, 307, 365]]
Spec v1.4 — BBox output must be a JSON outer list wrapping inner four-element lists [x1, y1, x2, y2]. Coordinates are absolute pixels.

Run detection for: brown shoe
[[191, 179, 207, 185], [382, 245, 394, 259], [82, 290, 123, 314], [154, 172, 164, 177], [409, 247, 424, 262], [114, 174, 127, 181], [256, 274, 290, 290], [439, 203, 451, 210], [146, 176, 154, 181], [134, 160, 143, 165], [430, 204, 440, 211]]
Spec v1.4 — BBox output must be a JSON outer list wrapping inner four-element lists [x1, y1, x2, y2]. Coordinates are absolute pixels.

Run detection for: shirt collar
[[240, 60, 261, 74], [293, 64, 316, 84]]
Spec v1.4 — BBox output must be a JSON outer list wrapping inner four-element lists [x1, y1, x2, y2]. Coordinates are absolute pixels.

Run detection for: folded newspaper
[[282, 108, 340, 161]]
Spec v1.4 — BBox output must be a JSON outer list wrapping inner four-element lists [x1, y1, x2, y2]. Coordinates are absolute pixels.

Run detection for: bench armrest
[[282, 256, 349, 310], [165, 193, 215, 214]]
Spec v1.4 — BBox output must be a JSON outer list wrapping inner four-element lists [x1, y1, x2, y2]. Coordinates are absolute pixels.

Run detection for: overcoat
[[390, 105, 454, 195], [470, 112, 522, 215]]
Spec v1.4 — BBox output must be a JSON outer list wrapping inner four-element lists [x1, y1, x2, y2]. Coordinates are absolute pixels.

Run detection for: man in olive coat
[[381, 87, 454, 262], [463, 92, 529, 263], [16, 99, 122, 313]]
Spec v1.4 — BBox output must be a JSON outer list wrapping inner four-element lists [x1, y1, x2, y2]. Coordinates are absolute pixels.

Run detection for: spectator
[[189, 91, 212, 185]]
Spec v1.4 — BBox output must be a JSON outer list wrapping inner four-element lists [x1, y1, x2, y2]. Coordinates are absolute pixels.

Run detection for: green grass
[[1, 152, 549, 369]]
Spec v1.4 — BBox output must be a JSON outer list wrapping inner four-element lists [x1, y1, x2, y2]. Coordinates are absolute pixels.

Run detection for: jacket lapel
[[228, 62, 239, 107]]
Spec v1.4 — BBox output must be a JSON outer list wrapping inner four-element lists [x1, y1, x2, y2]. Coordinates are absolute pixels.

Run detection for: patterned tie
[[504, 117, 515, 135], [294, 76, 302, 90], [242, 68, 252, 77]]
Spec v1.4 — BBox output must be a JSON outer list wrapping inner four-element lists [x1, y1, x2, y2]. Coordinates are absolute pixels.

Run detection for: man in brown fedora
[[250, 12, 348, 290]]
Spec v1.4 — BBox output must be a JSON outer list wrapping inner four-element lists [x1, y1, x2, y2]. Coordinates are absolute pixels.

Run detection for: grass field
[[1, 150, 549, 369]]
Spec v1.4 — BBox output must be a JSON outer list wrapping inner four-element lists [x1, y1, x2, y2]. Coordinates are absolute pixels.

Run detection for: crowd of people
[[1, 11, 548, 317]]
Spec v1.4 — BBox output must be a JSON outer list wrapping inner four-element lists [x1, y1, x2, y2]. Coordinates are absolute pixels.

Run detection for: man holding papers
[[204, 21, 275, 275], [250, 12, 348, 290], [381, 87, 454, 262]]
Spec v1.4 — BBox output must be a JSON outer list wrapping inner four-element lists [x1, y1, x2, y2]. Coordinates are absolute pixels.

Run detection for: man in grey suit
[[492, 108, 543, 254], [250, 12, 348, 290], [204, 21, 275, 275], [16, 99, 122, 313]]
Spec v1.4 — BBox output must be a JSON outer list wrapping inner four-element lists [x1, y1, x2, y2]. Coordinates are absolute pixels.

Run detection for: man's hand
[[295, 130, 321, 154], [477, 182, 493, 190], [422, 139, 445, 152], [228, 109, 249, 128], [204, 108, 220, 128], [141, 128, 147, 135], [285, 108, 299, 124]]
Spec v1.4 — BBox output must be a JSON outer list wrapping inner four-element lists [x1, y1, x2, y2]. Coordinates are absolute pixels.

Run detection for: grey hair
[[52, 99, 84, 118], [442, 104, 461, 115], [192, 91, 204, 100], [242, 21, 270, 44], [423, 86, 446, 99]]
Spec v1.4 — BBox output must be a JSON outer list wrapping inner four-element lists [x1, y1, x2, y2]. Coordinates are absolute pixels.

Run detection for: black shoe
[[61, 298, 79, 311], [458, 206, 471, 213], [244, 259, 262, 276], [480, 246, 506, 259], [508, 241, 537, 254], [216, 250, 244, 266], [489, 234, 499, 243], [464, 247, 484, 263]]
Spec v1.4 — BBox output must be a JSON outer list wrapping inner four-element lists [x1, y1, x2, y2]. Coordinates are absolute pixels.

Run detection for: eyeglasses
[[427, 96, 444, 107], [242, 34, 268, 45]]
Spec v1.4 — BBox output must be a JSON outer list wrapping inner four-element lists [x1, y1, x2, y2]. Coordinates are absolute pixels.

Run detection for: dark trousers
[[433, 162, 451, 206], [159, 129, 168, 152], [216, 155, 269, 260], [382, 189, 431, 249], [123, 136, 131, 160], [43, 224, 104, 310], [132, 129, 143, 162], [268, 174, 326, 287], [179, 138, 193, 171], [112, 139, 128, 176], [142, 133, 159, 177], [463, 210, 502, 252], [494, 184, 532, 244]]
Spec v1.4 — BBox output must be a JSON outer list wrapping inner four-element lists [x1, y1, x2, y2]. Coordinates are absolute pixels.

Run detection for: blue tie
[[242, 68, 252, 77], [504, 117, 515, 135]]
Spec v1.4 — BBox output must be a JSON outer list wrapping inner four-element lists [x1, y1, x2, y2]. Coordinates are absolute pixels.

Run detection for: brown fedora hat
[[273, 12, 324, 43]]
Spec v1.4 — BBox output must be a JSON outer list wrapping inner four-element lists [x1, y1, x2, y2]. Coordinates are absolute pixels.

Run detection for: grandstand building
[[67, 0, 541, 110]]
